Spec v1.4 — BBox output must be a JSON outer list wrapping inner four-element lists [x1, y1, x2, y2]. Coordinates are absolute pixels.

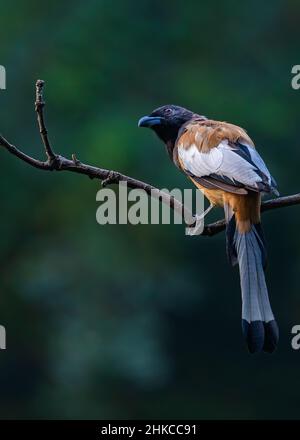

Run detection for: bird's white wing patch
[[178, 140, 271, 191], [178, 143, 223, 176]]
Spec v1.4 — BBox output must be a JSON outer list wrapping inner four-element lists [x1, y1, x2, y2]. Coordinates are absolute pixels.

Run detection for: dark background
[[0, 0, 299, 419]]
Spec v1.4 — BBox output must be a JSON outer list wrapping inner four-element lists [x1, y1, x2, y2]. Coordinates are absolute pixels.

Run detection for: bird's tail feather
[[225, 210, 278, 353]]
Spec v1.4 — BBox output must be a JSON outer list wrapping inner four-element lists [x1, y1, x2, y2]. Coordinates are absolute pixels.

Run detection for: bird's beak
[[138, 115, 164, 128]]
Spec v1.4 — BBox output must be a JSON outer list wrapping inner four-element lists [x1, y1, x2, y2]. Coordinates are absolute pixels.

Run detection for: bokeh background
[[0, 0, 299, 420]]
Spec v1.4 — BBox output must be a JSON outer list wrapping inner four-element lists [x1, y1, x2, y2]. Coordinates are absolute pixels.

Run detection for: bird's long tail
[[225, 207, 279, 353]]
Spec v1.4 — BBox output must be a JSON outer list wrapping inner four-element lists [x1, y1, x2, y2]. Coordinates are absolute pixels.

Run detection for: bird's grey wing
[[178, 140, 279, 195]]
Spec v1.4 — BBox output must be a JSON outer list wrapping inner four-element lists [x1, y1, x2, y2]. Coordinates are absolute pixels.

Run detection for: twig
[[0, 79, 299, 237], [35, 79, 56, 163]]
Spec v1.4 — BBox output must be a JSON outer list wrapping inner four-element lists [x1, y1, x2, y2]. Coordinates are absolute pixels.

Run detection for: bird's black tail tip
[[263, 320, 279, 353], [242, 320, 279, 354], [242, 320, 264, 353]]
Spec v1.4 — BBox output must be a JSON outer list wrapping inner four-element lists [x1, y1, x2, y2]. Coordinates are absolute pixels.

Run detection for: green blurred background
[[0, 0, 299, 420]]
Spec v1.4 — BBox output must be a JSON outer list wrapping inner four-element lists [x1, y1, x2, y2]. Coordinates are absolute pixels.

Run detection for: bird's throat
[[166, 139, 175, 161]]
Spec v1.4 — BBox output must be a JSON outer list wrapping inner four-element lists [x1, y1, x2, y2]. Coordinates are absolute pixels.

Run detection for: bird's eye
[[164, 108, 173, 116]]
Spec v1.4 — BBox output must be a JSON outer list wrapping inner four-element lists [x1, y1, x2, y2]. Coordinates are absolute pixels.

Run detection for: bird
[[138, 104, 279, 353]]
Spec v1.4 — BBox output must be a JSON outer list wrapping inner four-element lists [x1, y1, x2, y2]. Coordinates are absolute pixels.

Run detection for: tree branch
[[0, 80, 298, 237], [35, 79, 56, 163]]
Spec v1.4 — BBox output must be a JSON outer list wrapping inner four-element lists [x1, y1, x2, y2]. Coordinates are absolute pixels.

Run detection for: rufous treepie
[[139, 105, 279, 353]]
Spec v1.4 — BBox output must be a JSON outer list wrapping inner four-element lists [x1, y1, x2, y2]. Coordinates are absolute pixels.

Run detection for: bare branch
[[0, 134, 51, 170], [35, 79, 56, 163], [0, 79, 299, 237]]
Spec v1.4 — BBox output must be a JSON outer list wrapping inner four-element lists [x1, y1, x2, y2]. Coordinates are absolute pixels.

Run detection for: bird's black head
[[138, 105, 200, 146]]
